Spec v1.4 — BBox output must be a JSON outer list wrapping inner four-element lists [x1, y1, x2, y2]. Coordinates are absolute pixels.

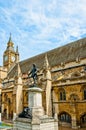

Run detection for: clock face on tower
[[11, 56, 15, 62]]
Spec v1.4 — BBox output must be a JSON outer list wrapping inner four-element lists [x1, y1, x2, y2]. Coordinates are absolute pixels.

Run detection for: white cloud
[[0, 0, 86, 65]]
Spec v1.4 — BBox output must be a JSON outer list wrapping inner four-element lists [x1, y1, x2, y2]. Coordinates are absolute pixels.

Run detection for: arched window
[[59, 89, 66, 101], [59, 112, 71, 123], [80, 85, 86, 100], [80, 114, 86, 123], [84, 89, 86, 100], [8, 98, 11, 104]]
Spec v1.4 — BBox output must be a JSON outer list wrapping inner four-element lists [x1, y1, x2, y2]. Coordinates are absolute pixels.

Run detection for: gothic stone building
[[0, 36, 86, 129]]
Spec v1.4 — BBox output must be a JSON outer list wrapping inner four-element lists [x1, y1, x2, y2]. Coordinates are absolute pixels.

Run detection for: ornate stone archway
[[58, 111, 71, 127]]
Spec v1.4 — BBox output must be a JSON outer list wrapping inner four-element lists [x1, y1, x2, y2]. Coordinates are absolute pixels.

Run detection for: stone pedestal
[[28, 86, 44, 122], [29, 87, 42, 108], [13, 85, 58, 130]]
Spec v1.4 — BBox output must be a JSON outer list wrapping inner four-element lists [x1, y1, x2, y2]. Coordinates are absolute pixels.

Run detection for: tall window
[[59, 89, 66, 101], [25, 92, 28, 103], [4, 93, 8, 102], [80, 114, 86, 123], [84, 89, 86, 100], [81, 85, 86, 100]]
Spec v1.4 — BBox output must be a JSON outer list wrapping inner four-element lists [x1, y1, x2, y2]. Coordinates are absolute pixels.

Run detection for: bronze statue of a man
[[28, 64, 38, 84]]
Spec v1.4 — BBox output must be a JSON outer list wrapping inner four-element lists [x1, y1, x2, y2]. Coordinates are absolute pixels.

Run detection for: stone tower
[[3, 34, 19, 69]]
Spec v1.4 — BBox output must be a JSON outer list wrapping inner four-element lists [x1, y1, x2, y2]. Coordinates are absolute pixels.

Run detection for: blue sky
[[0, 0, 86, 66]]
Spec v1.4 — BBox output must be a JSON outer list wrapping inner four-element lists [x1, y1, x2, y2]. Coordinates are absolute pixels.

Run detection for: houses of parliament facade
[[0, 35, 86, 129]]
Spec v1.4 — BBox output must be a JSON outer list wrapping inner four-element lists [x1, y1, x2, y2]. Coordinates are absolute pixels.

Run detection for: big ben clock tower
[[3, 34, 19, 69]]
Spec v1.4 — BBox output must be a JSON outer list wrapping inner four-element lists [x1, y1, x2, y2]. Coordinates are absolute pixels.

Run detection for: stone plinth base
[[13, 118, 32, 130], [13, 116, 58, 130]]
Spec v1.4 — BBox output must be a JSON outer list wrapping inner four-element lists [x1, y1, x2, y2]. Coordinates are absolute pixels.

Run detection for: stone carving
[[18, 107, 32, 119]]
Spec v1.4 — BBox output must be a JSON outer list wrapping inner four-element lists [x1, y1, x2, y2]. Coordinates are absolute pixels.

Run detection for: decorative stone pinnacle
[[43, 53, 50, 70], [16, 46, 19, 53], [9, 33, 12, 42]]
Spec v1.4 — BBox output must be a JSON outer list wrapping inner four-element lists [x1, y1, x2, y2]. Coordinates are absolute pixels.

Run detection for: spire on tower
[[16, 46, 19, 53], [7, 33, 14, 48], [8, 33, 12, 43], [15, 45, 19, 63]]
